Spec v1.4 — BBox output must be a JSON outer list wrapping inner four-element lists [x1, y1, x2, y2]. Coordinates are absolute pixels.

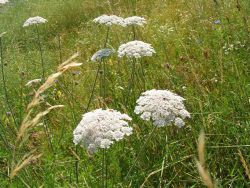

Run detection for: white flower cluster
[[73, 109, 133, 153], [93, 15, 125, 27], [91, 48, 114, 62], [93, 15, 147, 27], [124, 16, 146, 26], [223, 41, 246, 55], [134, 89, 190, 128], [118, 40, 155, 58], [23, 16, 48, 27], [0, 0, 9, 4], [158, 25, 175, 34]]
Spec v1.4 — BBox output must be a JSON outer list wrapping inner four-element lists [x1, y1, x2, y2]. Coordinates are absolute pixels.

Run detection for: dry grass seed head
[[17, 53, 81, 141], [238, 149, 250, 180], [10, 150, 42, 179], [196, 130, 214, 188]]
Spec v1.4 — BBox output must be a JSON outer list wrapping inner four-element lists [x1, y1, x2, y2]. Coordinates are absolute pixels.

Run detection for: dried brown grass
[[238, 149, 250, 180], [10, 53, 81, 180], [196, 130, 215, 188], [10, 151, 42, 179], [17, 52, 81, 141]]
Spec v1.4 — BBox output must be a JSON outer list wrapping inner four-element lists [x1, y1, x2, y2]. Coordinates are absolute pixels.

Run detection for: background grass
[[0, 0, 249, 187]]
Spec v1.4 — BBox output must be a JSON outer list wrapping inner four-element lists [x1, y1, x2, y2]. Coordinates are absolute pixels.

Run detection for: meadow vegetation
[[0, 0, 249, 187]]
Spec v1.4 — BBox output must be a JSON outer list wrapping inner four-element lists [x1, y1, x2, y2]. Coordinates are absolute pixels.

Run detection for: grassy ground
[[0, 0, 249, 187]]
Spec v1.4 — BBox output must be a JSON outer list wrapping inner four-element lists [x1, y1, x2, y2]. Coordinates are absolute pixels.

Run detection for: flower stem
[[75, 147, 79, 184], [58, 34, 63, 65], [35, 26, 55, 155], [132, 25, 136, 40], [131, 58, 136, 101], [125, 125, 157, 180], [0, 120, 11, 151], [69, 80, 80, 184], [139, 59, 146, 90], [35, 25, 45, 81], [102, 27, 110, 102], [103, 60, 107, 99], [102, 149, 108, 188], [105, 149, 108, 188], [56, 34, 79, 184], [102, 149, 105, 187], [126, 58, 136, 105], [104, 27, 110, 48], [86, 62, 102, 112], [100, 27, 111, 187], [0, 36, 18, 129]]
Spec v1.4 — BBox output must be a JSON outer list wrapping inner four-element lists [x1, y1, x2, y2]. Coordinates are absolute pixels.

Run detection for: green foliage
[[0, 0, 249, 187]]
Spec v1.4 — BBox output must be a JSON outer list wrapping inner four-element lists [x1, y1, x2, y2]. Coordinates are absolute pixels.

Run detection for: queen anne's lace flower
[[91, 48, 114, 62], [118, 40, 155, 58], [124, 16, 146, 26], [23, 16, 48, 27], [93, 15, 125, 27], [73, 109, 133, 153], [134, 89, 190, 127], [0, 0, 9, 4]]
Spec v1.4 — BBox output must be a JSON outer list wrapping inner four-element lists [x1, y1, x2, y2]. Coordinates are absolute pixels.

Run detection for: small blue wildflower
[[91, 48, 114, 62]]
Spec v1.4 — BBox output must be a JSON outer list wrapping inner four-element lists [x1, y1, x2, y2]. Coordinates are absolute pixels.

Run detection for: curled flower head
[[0, 32, 7, 38], [93, 15, 125, 27], [25, 78, 42, 87], [118, 40, 155, 58], [73, 109, 133, 153], [214, 20, 221, 24], [124, 16, 146, 26], [91, 48, 114, 62], [0, 0, 9, 4], [23, 16, 48, 27], [134, 89, 190, 127]]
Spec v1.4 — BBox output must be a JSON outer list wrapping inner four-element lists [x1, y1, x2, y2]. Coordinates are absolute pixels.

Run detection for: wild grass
[[0, 0, 249, 187]]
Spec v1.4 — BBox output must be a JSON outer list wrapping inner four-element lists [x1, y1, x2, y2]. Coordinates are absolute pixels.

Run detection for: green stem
[[102, 149, 105, 188], [35, 25, 45, 81], [0, 120, 11, 151], [86, 62, 102, 112], [132, 0, 137, 14], [55, 79, 79, 184], [69, 79, 79, 184], [104, 27, 110, 48], [139, 59, 146, 90], [43, 120, 54, 154], [126, 58, 136, 104], [132, 25, 136, 40], [75, 147, 79, 184], [58, 34, 63, 65], [105, 149, 108, 188], [131, 58, 136, 101], [102, 27, 110, 102], [35, 26, 54, 155], [19, 73, 24, 125], [103, 60, 106, 99], [125, 125, 156, 180], [102, 149, 108, 188], [0, 37, 18, 129]]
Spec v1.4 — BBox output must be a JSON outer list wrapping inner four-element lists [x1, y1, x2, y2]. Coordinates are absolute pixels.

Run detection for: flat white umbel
[[93, 15, 125, 27], [0, 0, 9, 5], [23, 16, 48, 27], [124, 16, 147, 26], [134, 89, 190, 127], [73, 109, 133, 153], [118, 40, 155, 59]]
